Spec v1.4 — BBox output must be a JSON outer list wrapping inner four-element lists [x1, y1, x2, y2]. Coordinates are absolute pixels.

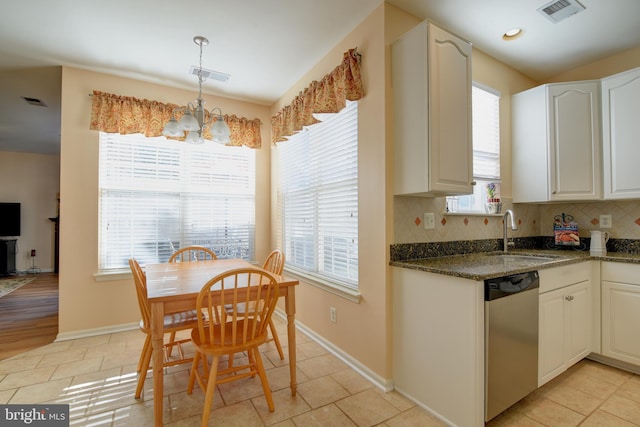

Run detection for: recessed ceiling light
[[502, 28, 524, 41]]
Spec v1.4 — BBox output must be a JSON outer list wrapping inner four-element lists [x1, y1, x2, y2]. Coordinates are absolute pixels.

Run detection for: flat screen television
[[0, 203, 21, 237]]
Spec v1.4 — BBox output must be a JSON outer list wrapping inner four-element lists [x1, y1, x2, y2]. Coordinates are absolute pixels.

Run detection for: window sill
[[283, 267, 361, 303], [93, 269, 132, 282], [444, 211, 504, 217]]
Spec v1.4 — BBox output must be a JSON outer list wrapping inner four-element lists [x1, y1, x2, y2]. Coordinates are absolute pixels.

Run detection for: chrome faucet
[[503, 209, 518, 252]]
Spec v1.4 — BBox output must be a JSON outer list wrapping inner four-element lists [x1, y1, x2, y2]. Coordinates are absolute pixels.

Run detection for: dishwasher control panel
[[485, 271, 539, 301]]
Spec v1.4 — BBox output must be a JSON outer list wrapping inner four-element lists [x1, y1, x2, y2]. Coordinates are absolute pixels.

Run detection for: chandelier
[[162, 36, 231, 144]]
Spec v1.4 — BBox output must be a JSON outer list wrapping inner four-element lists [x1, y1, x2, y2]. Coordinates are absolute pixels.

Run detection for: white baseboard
[[587, 353, 640, 375], [393, 385, 458, 426], [14, 268, 55, 275], [55, 322, 139, 342], [274, 309, 393, 392]]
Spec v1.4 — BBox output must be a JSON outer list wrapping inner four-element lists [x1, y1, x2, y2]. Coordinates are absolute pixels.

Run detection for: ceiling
[[1, 0, 639, 155]]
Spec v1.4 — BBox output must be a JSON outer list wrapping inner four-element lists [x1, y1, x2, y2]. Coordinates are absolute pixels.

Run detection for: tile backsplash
[[538, 200, 640, 241], [394, 196, 640, 244]]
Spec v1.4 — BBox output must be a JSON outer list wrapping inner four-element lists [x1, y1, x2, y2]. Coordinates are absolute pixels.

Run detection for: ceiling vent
[[537, 0, 586, 23], [21, 96, 47, 107], [190, 66, 230, 83]]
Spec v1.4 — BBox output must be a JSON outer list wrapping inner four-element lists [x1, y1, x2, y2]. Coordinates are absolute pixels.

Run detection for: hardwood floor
[[0, 273, 58, 361]]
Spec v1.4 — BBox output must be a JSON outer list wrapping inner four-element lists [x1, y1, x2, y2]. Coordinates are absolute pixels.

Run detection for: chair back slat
[[262, 249, 285, 275], [169, 245, 217, 263], [195, 268, 279, 350]]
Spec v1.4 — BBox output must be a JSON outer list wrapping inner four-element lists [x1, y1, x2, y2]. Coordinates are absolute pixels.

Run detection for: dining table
[[145, 258, 300, 426]]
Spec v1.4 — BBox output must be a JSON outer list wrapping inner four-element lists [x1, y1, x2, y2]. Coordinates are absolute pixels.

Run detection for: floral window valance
[[89, 91, 262, 148], [271, 48, 364, 145]]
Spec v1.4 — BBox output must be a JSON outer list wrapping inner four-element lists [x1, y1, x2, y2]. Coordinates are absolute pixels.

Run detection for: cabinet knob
[[471, 181, 477, 186], [565, 295, 574, 301]]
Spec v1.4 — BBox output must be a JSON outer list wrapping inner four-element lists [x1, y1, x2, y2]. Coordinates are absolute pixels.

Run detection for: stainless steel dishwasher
[[485, 271, 539, 421]]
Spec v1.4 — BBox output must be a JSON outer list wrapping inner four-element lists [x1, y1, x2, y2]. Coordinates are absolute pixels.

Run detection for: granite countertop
[[390, 249, 640, 281], [598, 252, 640, 263]]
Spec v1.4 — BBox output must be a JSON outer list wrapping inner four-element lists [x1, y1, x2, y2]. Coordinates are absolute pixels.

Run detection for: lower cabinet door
[[539, 280, 591, 386], [602, 281, 640, 366], [565, 282, 591, 366], [539, 288, 566, 386]]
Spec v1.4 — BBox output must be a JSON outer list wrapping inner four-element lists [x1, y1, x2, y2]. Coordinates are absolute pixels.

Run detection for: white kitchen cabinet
[[391, 21, 473, 196], [602, 67, 640, 199], [538, 263, 592, 386], [512, 81, 602, 203], [602, 262, 640, 366], [392, 267, 484, 426]]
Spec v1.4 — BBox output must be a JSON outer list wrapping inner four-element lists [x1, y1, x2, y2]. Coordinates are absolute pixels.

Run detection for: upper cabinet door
[[512, 81, 602, 203], [427, 24, 473, 195], [392, 21, 473, 197], [547, 83, 602, 201], [602, 67, 640, 199]]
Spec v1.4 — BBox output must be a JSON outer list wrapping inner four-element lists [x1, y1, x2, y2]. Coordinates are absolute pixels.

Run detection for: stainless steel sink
[[486, 253, 561, 263], [482, 253, 564, 266]]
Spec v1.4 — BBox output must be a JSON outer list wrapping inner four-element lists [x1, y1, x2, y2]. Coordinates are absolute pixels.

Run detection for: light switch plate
[[600, 214, 612, 229], [329, 307, 337, 323], [424, 212, 435, 229]]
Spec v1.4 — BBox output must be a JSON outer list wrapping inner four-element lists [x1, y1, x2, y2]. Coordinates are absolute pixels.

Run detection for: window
[[276, 101, 358, 290], [447, 84, 501, 213], [98, 132, 255, 270]]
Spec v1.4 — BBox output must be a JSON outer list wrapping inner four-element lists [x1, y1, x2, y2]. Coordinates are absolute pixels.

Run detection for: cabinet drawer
[[539, 262, 591, 293], [602, 262, 640, 284]]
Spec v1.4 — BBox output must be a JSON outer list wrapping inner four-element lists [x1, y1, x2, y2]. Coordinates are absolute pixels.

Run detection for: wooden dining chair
[[260, 250, 285, 359], [187, 267, 280, 427], [129, 258, 199, 399], [168, 245, 217, 263], [225, 249, 286, 362], [169, 246, 222, 324], [263, 249, 285, 276]]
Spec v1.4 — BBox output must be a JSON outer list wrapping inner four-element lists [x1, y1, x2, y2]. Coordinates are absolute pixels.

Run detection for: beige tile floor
[[487, 359, 640, 427], [0, 316, 638, 426]]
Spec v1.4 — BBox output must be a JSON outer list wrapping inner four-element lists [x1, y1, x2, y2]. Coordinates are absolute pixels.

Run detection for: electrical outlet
[[600, 214, 612, 229], [423, 212, 435, 229], [330, 307, 337, 323]]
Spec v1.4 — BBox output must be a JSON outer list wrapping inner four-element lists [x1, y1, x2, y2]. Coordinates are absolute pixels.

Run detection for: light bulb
[[178, 110, 200, 131], [162, 117, 183, 137]]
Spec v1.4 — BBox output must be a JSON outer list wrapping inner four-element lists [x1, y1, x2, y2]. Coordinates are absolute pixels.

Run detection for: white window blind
[[472, 84, 501, 180], [99, 132, 255, 270], [447, 84, 501, 213], [277, 101, 358, 289]]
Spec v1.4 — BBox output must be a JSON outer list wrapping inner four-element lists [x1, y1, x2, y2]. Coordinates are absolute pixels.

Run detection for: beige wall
[[0, 151, 59, 272], [542, 46, 640, 84], [272, 3, 392, 382], [58, 67, 272, 335], [472, 50, 536, 200]]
